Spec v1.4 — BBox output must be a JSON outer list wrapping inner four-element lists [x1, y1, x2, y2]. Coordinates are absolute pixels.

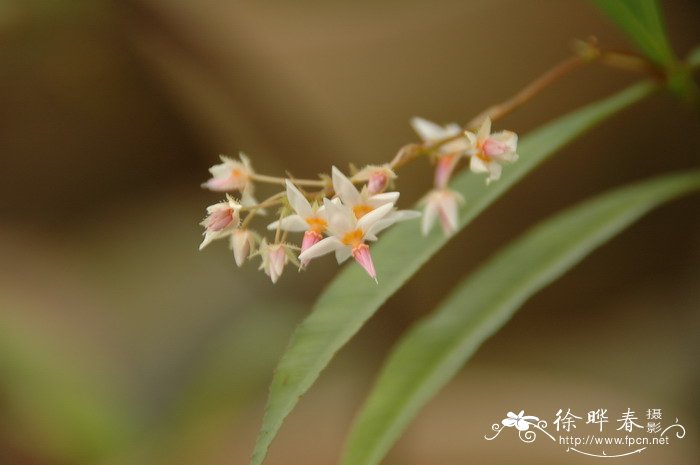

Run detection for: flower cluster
[[199, 116, 518, 283]]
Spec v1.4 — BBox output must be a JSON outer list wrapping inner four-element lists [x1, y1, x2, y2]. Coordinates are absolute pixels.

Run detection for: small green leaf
[[592, 0, 676, 68], [341, 170, 700, 465], [248, 80, 655, 465]]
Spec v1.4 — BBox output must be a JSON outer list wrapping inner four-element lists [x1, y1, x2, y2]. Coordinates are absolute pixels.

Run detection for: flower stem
[[465, 55, 587, 130], [251, 173, 327, 188]]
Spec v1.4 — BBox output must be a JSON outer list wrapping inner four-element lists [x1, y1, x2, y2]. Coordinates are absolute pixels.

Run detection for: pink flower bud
[[268, 245, 286, 283], [206, 207, 236, 232], [231, 229, 255, 267], [482, 138, 508, 157], [259, 240, 292, 283], [367, 171, 389, 195]]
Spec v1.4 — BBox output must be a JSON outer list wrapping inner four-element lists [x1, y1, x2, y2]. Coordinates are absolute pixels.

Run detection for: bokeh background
[[1, 1, 699, 464]]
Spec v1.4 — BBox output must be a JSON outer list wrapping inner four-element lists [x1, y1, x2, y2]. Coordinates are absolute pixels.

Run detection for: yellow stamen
[[353, 204, 373, 219], [306, 217, 328, 233], [341, 229, 364, 247], [231, 168, 247, 179]]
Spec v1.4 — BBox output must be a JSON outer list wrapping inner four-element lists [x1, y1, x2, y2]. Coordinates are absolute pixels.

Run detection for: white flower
[[502, 411, 539, 432], [333, 166, 399, 219], [333, 166, 419, 233], [230, 229, 256, 267], [421, 189, 464, 236], [199, 195, 242, 250], [266, 180, 331, 264], [410, 116, 470, 155], [202, 152, 258, 205], [258, 239, 297, 283], [466, 117, 518, 184], [351, 164, 397, 195], [298, 199, 396, 282]]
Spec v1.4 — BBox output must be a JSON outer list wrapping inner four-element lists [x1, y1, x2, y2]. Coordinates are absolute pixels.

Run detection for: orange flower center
[[341, 229, 364, 247], [352, 204, 373, 219], [306, 217, 328, 233], [475, 140, 491, 162]]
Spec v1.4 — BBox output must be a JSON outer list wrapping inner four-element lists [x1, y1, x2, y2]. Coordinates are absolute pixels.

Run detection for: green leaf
[[592, 0, 676, 68], [248, 80, 655, 465], [341, 170, 700, 465]]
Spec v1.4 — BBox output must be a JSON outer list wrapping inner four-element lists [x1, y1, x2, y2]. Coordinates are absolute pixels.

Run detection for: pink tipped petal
[[352, 243, 377, 282], [434, 155, 459, 189]]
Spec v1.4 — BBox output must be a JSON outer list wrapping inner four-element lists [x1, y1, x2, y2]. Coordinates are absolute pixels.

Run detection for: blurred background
[[1, 0, 699, 464]]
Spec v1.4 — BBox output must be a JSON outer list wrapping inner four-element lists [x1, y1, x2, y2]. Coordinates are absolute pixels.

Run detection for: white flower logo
[[502, 410, 540, 431]]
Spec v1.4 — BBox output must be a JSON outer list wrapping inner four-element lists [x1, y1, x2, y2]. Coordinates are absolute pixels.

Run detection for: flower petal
[[332, 166, 362, 206], [477, 117, 492, 140], [356, 202, 394, 233], [369, 209, 421, 236], [438, 194, 459, 235], [267, 214, 309, 232], [298, 236, 344, 263], [470, 155, 489, 174], [324, 197, 354, 237], [335, 246, 352, 264], [369, 191, 400, 205], [421, 197, 438, 236], [238, 152, 253, 171], [486, 162, 502, 184], [352, 243, 377, 282], [410, 116, 446, 142], [285, 180, 313, 218]]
